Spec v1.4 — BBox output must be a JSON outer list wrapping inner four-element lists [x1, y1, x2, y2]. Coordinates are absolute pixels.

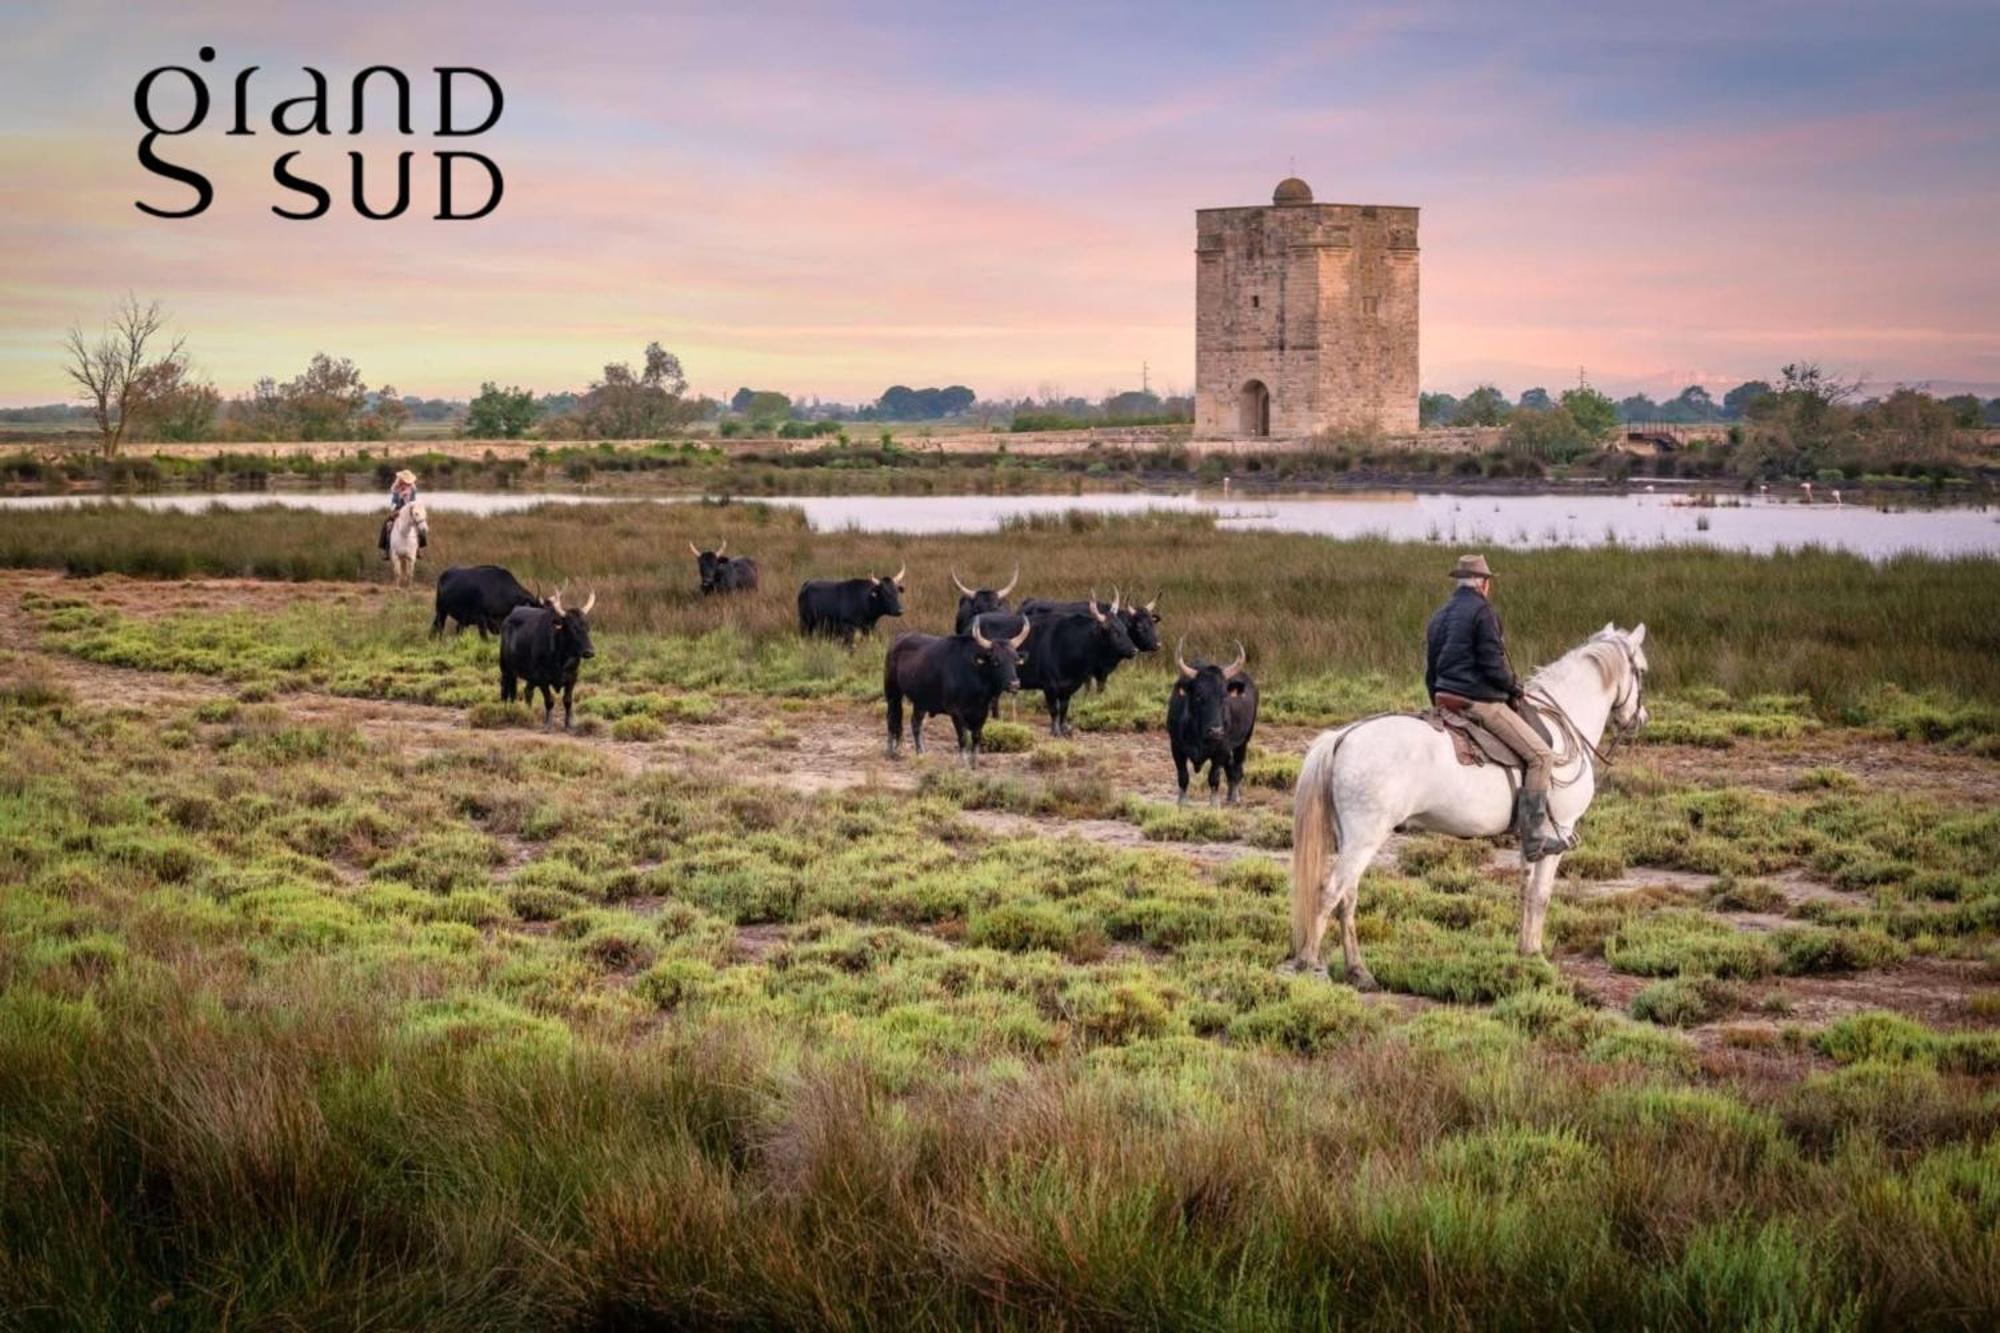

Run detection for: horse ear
[[1628, 623, 1647, 646], [1601, 621, 1615, 636]]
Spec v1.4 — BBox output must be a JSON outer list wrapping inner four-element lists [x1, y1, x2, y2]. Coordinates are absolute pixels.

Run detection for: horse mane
[[1526, 634, 1624, 694]]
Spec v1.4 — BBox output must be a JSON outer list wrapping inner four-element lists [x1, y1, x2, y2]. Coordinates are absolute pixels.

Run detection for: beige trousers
[[1466, 700, 1553, 796]]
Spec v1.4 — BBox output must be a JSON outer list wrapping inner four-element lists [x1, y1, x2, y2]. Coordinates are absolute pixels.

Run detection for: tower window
[[1362, 296, 1380, 316], [1251, 295, 1260, 309]]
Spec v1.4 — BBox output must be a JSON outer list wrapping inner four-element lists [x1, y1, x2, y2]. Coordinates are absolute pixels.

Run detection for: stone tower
[[1194, 177, 1419, 438]]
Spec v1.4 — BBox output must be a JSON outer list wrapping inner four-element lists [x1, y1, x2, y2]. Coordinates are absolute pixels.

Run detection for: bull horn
[[970, 617, 993, 649], [1087, 590, 1107, 622], [581, 590, 597, 616], [1111, 586, 1122, 615], [549, 586, 565, 614], [1009, 620, 1031, 650], [688, 541, 702, 557], [1146, 594, 1159, 614], [997, 565, 1019, 598], [1175, 635, 1197, 679], [893, 563, 906, 585], [952, 568, 975, 597], [1223, 640, 1246, 679], [715, 539, 725, 556]]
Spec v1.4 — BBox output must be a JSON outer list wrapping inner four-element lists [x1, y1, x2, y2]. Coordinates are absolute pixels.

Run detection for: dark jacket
[[1425, 585, 1519, 703]]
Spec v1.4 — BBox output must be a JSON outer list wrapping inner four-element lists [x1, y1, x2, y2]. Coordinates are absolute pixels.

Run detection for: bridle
[[1524, 636, 1648, 786]]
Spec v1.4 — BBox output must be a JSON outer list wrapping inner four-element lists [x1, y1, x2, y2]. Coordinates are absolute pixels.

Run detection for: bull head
[[972, 617, 1031, 650]]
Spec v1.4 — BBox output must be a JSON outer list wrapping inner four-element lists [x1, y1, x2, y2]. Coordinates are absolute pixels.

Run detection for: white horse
[[388, 502, 428, 588], [1285, 624, 1650, 987]]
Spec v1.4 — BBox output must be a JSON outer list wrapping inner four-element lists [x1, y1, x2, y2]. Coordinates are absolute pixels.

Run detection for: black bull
[[951, 567, 1020, 634], [689, 542, 759, 595], [797, 568, 906, 641], [883, 616, 1031, 765], [1167, 640, 1258, 805], [981, 604, 1138, 736], [500, 594, 597, 730], [433, 564, 541, 637], [1019, 595, 1162, 684]]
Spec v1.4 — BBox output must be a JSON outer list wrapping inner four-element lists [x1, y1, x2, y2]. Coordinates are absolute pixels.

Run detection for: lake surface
[[3, 488, 1993, 559]]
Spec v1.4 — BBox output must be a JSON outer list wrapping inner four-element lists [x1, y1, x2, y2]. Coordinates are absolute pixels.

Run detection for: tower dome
[[1272, 176, 1313, 205]]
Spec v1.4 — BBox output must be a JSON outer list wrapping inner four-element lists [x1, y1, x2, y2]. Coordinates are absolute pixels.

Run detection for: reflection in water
[[0, 489, 1992, 560]]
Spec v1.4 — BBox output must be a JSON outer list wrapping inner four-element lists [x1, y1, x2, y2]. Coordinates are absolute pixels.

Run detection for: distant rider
[[379, 469, 422, 560], [1424, 553, 1572, 860]]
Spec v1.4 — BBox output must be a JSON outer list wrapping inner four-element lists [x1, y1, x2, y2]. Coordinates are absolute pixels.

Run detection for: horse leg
[[1317, 836, 1385, 990], [1519, 854, 1562, 957]]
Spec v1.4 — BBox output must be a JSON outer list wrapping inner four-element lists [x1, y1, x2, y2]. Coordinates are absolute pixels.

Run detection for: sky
[[2, 0, 1997, 407]]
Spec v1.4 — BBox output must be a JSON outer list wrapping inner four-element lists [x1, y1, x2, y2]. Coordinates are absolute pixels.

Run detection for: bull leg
[[911, 711, 926, 755], [561, 683, 574, 732], [430, 609, 446, 637], [1042, 691, 1062, 737], [500, 670, 515, 703], [539, 684, 555, 729], [885, 686, 903, 756], [1208, 759, 1223, 806], [950, 716, 968, 765], [1173, 743, 1191, 805], [966, 719, 984, 768], [1227, 745, 1248, 806]]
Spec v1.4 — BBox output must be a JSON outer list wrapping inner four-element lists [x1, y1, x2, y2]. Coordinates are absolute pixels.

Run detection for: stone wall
[[1194, 183, 1419, 439]]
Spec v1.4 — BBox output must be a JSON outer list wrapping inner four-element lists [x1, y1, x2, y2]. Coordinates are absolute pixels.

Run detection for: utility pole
[[1142, 361, 1150, 394]]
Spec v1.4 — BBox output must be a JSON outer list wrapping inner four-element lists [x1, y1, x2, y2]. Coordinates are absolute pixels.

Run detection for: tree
[[1560, 386, 1619, 441], [730, 386, 756, 414], [741, 391, 792, 426], [466, 382, 541, 438], [1668, 385, 1718, 421], [124, 353, 218, 443], [1617, 394, 1658, 423], [1517, 387, 1553, 411], [1505, 405, 1592, 461], [281, 354, 370, 440], [578, 342, 697, 438], [1452, 385, 1510, 426], [1986, 398, 2000, 427], [1418, 392, 1459, 427], [1722, 380, 1773, 419], [62, 296, 186, 458], [1939, 394, 1984, 429], [366, 385, 410, 438]]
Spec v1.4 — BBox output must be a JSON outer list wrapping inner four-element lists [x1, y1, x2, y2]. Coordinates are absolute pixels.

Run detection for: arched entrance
[[1239, 380, 1271, 436]]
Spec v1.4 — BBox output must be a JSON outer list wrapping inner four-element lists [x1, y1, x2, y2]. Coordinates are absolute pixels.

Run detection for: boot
[[1515, 790, 1575, 862]]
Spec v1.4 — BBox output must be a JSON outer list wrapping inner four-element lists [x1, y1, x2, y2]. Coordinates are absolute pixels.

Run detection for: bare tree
[[62, 296, 184, 459]]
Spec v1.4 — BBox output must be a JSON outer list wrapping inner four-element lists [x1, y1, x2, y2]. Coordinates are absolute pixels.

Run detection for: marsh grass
[[0, 692, 1997, 1324], [7, 503, 2000, 729]]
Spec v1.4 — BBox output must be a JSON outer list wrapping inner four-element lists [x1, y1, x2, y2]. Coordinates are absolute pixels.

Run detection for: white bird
[[1802, 481, 1814, 503], [1831, 489, 1843, 507]]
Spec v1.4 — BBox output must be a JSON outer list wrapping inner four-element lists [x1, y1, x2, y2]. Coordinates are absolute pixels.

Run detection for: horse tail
[[1290, 728, 1348, 956]]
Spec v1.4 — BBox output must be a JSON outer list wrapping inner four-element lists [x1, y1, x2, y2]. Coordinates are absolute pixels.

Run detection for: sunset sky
[[3, 0, 1996, 407]]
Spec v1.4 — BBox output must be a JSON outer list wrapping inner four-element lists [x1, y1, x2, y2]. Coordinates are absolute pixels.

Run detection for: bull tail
[[1290, 729, 1347, 958]]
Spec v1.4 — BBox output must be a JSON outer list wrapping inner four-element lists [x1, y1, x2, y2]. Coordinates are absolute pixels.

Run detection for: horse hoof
[[1346, 968, 1380, 993], [1278, 958, 1329, 981]]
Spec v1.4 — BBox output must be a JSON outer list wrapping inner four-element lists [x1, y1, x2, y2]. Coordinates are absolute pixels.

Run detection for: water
[[2, 488, 1993, 559]]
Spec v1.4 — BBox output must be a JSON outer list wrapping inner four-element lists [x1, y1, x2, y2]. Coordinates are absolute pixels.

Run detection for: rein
[[1524, 638, 1646, 786]]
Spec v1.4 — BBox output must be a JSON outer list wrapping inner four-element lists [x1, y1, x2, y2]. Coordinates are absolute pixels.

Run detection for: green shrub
[[1605, 911, 1776, 979], [1630, 977, 1740, 1027]]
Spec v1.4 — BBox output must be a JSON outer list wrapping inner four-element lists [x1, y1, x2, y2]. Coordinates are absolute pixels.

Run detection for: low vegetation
[[2, 514, 1997, 1325]]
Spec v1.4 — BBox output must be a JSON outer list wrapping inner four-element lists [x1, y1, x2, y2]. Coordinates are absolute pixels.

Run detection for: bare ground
[[7, 569, 1996, 1052]]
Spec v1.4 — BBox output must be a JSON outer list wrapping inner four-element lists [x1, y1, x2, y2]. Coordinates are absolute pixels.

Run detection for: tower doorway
[[1239, 380, 1271, 436]]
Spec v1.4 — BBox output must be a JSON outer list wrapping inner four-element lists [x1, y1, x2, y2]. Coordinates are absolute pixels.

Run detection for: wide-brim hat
[[1448, 553, 1494, 580], [394, 469, 417, 484]]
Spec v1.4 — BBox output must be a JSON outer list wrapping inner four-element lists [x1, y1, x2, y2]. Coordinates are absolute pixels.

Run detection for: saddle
[[1419, 694, 1553, 772]]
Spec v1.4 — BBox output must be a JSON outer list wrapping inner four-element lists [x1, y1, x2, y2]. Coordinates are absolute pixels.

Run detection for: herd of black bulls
[[429, 542, 1260, 803]]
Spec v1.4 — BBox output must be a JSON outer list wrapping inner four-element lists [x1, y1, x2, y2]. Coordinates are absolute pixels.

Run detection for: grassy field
[[2, 510, 1998, 1327]]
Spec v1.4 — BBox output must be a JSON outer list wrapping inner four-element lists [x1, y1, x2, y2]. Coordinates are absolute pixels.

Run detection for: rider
[[379, 469, 420, 560], [1424, 553, 1573, 861]]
